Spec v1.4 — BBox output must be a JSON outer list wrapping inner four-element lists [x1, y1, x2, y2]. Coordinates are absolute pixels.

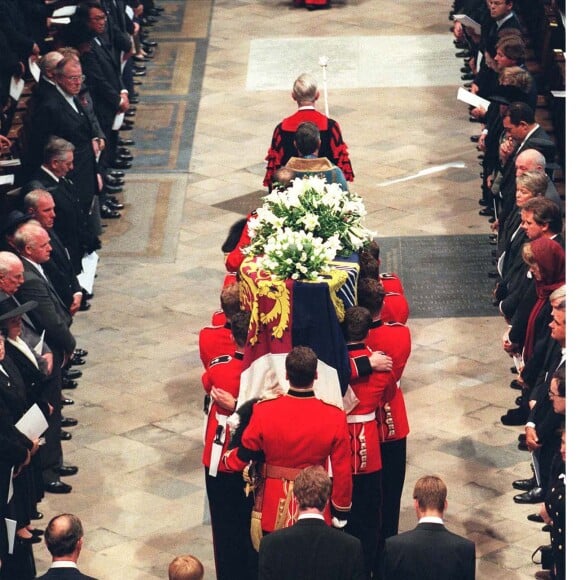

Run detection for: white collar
[[298, 513, 325, 521], [419, 516, 444, 525], [51, 561, 78, 569]]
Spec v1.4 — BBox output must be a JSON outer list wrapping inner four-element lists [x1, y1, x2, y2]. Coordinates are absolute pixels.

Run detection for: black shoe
[[112, 159, 132, 169], [106, 176, 125, 188], [479, 198, 489, 206], [513, 477, 536, 491], [64, 368, 82, 380], [108, 170, 125, 178], [119, 138, 135, 146], [44, 480, 72, 494], [133, 69, 146, 77], [510, 379, 523, 390], [528, 513, 544, 523], [456, 50, 470, 58], [468, 115, 480, 122], [107, 198, 125, 210], [30, 528, 44, 537], [142, 39, 158, 48], [70, 354, 86, 366], [487, 271, 499, 278], [120, 123, 134, 131], [463, 82, 472, 88], [101, 205, 122, 219], [488, 216, 495, 224], [116, 152, 134, 162], [515, 396, 523, 406], [518, 433, 526, 443], [470, 134, 480, 142], [62, 379, 78, 390], [542, 524, 551, 532], [514, 487, 544, 504], [32, 511, 43, 520], [75, 347, 89, 356], [125, 109, 136, 117], [60, 429, 72, 440], [79, 301, 91, 312], [61, 417, 78, 428], [461, 73, 475, 81], [133, 80, 143, 86], [105, 184, 124, 194], [58, 465, 78, 477], [501, 408, 527, 426], [518, 440, 528, 451], [479, 207, 494, 217], [61, 397, 75, 405]]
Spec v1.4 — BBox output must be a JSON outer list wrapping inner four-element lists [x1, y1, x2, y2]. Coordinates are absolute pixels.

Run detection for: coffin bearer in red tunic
[[201, 311, 256, 580], [343, 306, 396, 577], [223, 346, 352, 547], [264, 73, 354, 189], [199, 283, 241, 369]]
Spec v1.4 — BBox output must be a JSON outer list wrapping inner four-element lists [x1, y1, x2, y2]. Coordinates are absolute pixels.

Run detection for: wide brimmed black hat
[[0, 296, 38, 323]]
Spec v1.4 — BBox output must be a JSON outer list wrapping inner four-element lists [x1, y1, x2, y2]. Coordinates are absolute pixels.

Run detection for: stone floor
[[29, 0, 570, 578]]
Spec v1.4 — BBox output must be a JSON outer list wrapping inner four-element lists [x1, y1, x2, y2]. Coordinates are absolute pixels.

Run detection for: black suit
[[258, 518, 366, 580], [23, 86, 100, 221], [383, 521, 475, 580], [43, 229, 83, 310], [22, 167, 87, 273], [37, 566, 97, 579]]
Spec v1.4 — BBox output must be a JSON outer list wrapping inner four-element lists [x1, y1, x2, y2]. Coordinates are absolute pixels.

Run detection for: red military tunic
[[381, 292, 409, 325], [264, 107, 354, 188], [347, 343, 395, 474], [223, 388, 352, 532], [379, 272, 405, 295], [201, 352, 244, 472], [366, 320, 412, 442], [199, 323, 235, 370]]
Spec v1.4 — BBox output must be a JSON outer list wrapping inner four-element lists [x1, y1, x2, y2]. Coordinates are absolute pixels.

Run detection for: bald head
[[0, 252, 24, 295], [13, 223, 52, 264], [40, 51, 64, 80], [44, 514, 84, 560], [515, 149, 546, 177]]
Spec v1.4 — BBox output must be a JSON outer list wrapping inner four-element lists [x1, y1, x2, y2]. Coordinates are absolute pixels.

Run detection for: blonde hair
[[168, 555, 204, 580]]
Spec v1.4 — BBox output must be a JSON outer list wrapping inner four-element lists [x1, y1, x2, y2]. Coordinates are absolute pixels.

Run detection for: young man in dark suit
[[37, 514, 96, 579], [258, 465, 365, 580], [383, 475, 476, 580]]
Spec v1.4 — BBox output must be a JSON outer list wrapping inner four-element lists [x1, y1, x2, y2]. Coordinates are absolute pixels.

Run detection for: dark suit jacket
[[383, 522, 475, 580], [15, 259, 76, 356], [22, 168, 85, 273], [37, 565, 97, 579], [81, 36, 125, 136], [43, 229, 83, 309], [258, 518, 366, 580], [23, 86, 99, 211]]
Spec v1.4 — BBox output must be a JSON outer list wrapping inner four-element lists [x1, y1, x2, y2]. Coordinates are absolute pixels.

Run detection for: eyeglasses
[[64, 75, 86, 82]]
